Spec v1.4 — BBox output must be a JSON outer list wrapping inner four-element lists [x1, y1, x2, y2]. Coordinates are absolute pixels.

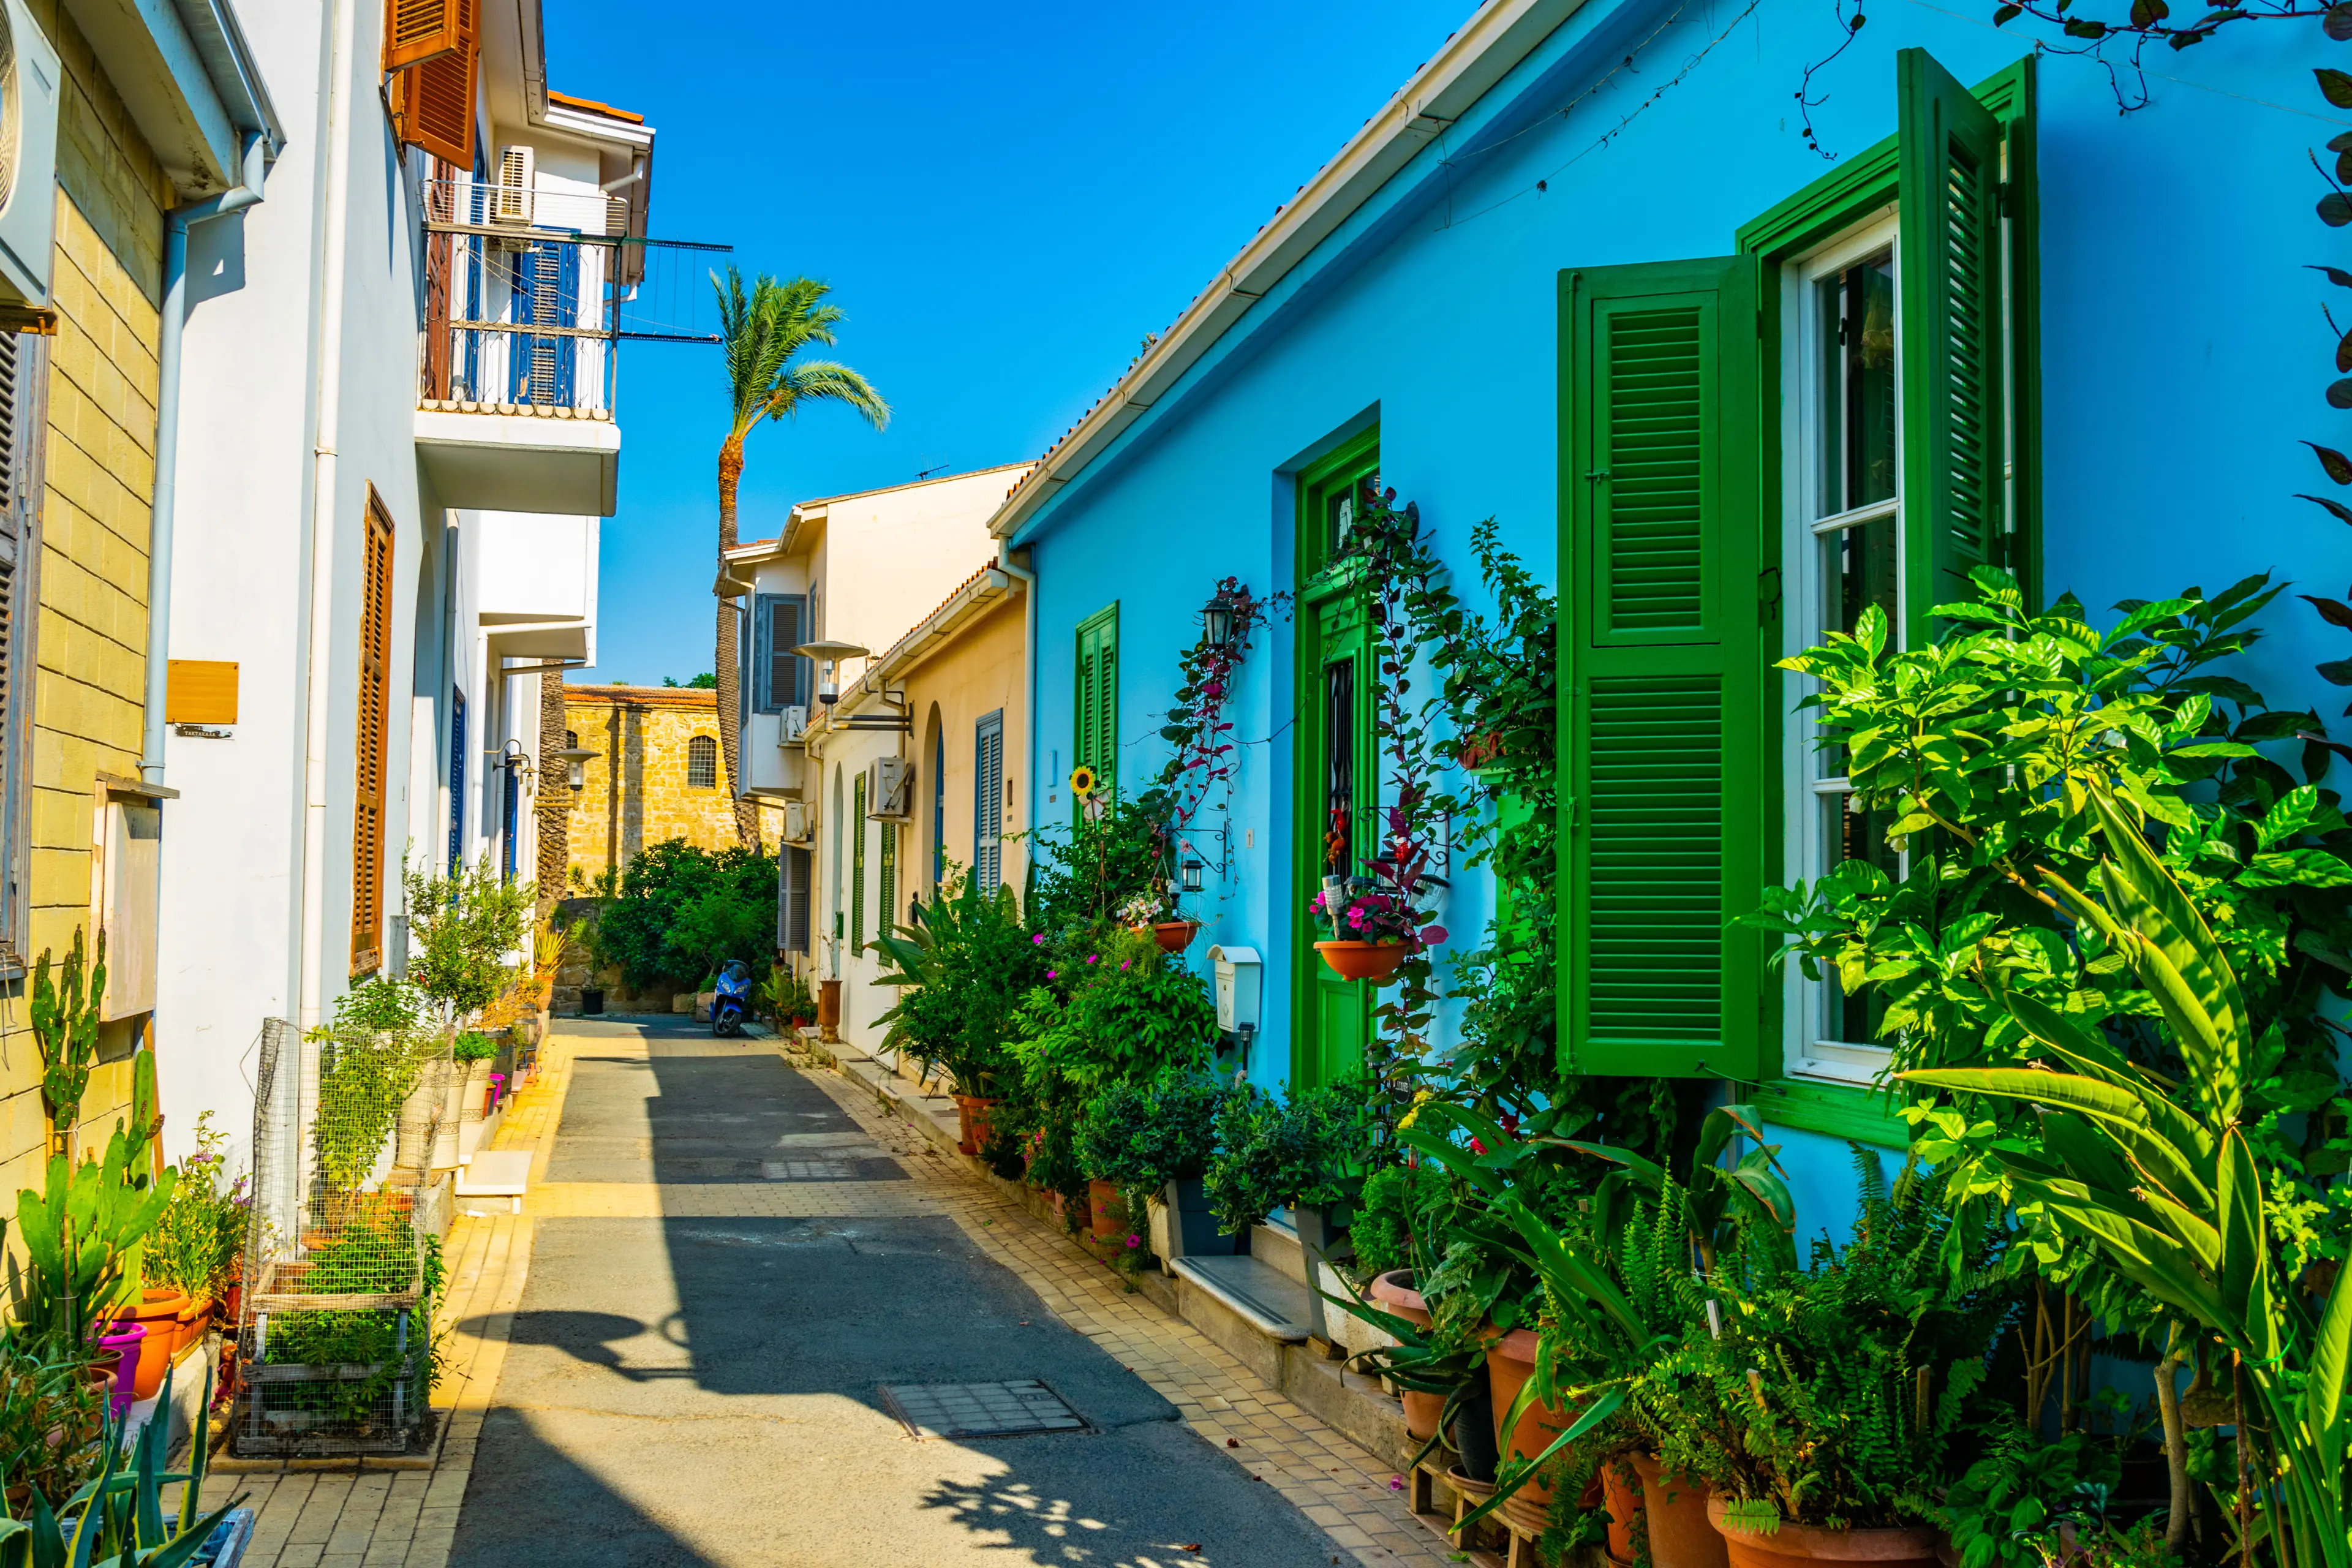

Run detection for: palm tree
[[712, 268, 889, 845]]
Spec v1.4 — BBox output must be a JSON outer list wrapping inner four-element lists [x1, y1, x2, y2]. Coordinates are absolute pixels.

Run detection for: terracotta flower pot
[[1370, 1270, 1445, 1440], [116, 1288, 186, 1401], [1087, 1179, 1123, 1242], [172, 1295, 213, 1359], [953, 1094, 1000, 1156], [1483, 1327, 1574, 1508], [1152, 921, 1200, 954], [1637, 1452, 1728, 1568], [1315, 940, 1407, 982], [1706, 1494, 1939, 1568], [1604, 1457, 1645, 1565]]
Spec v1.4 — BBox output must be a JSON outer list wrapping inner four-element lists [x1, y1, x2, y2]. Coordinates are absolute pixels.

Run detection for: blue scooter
[[711, 959, 752, 1038]]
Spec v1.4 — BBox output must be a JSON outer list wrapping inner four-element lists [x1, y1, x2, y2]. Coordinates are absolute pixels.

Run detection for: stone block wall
[[562, 685, 744, 889]]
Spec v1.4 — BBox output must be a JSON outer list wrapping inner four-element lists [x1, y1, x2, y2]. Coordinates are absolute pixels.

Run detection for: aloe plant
[[0, 1363, 241, 1567], [9, 1125, 175, 1345], [1902, 786, 2352, 1568]]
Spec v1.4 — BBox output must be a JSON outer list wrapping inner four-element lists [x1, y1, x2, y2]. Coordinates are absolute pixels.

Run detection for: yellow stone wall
[[0, 4, 173, 1194], [562, 687, 745, 886]]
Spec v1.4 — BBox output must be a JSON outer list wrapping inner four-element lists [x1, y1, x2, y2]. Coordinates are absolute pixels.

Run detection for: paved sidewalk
[[199, 1020, 1460, 1568]]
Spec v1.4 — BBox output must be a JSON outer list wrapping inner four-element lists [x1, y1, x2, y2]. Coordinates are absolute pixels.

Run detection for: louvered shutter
[[1073, 636, 1096, 790], [389, 0, 477, 167], [878, 820, 896, 942], [352, 494, 396, 976], [1898, 48, 2005, 642], [383, 0, 462, 70], [1558, 258, 1765, 1080], [1074, 605, 1118, 800], [755, 595, 807, 712], [782, 845, 812, 954], [851, 771, 867, 954], [975, 710, 1004, 889], [0, 333, 22, 822]]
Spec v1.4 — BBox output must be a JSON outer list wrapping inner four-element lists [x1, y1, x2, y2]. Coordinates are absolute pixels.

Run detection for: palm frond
[[770, 360, 892, 430]]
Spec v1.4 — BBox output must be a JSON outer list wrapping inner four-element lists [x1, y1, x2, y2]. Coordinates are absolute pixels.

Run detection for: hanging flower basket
[[1314, 940, 1407, 982], [1152, 921, 1200, 954]]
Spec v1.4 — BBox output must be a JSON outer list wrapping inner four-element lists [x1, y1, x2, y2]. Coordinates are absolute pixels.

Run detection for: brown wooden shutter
[[389, 0, 477, 167], [352, 491, 394, 976], [383, 0, 462, 71]]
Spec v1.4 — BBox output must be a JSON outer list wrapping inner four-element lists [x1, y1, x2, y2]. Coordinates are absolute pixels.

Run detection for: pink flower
[[1047, 970, 1058, 979], [1087, 955, 1099, 965], [1389, 1476, 1405, 1491], [1120, 960, 1131, 971], [1469, 1137, 1488, 1155], [1032, 933, 1047, 946], [1126, 1234, 1140, 1248]]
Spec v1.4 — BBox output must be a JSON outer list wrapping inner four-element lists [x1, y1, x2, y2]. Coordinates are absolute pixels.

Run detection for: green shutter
[[1074, 603, 1119, 799], [878, 818, 896, 940], [852, 771, 867, 954], [1558, 257, 1767, 1081], [1898, 47, 2007, 643]]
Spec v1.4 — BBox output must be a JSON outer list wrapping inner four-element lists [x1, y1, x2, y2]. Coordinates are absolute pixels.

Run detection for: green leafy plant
[[593, 840, 775, 993], [333, 976, 425, 1037], [451, 1031, 497, 1065], [1938, 1431, 2122, 1568], [402, 854, 533, 1025], [29, 929, 106, 1145], [0, 1362, 238, 1568], [313, 1031, 432, 1196], [1202, 1077, 1374, 1236], [1348, 1159, 1447, 1281], [1902, 786, 2352, 1568], [870, 875, 1044, 1094], [146, 1110, 248, 1305], [1074, 1071, 1229, 1189], [758, 965, 814, 1030]]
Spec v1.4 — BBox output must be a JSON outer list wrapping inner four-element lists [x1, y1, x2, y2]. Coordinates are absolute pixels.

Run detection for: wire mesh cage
[[234, 1017, 451, 1457]]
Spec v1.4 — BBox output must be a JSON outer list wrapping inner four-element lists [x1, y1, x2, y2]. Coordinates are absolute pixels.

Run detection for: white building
[[152, 0, 664, 1161], [719, 463, 1030, 1041]]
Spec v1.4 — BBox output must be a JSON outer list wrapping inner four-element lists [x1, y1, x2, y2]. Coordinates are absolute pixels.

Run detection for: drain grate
[[880, 1380, 1086, 1439]]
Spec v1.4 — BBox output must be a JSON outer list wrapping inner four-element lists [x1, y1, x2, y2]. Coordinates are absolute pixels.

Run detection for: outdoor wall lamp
[[549, 746, 598, 791], [1202, 588, 1238, 651], [1180, 856, 1205, 895], [495, 737, 535, 785], [795, 639, 870, 707]]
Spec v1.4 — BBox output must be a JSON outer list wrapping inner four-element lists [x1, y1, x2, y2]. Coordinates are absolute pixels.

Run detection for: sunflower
[[1068, 764, 1098, 799]]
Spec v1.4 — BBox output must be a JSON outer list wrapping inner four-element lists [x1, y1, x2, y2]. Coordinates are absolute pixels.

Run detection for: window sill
[[1753, 1076, 1912, 1150]]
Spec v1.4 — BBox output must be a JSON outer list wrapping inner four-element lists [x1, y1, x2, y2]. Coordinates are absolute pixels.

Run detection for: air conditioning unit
[[865, 757, 913, 821], [783, 799, 810, 843], [491, 145, 535, 227], [778, 705, 808, 745], [0, 0, 61, 309]]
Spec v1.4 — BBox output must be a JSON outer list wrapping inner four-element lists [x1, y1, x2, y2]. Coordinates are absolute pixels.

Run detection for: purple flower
[[1126, 1234, 1140, 1248], [1047, 970, 1059, 979], [1119, 960, 1131, 971], [1032, 933, 1047, 946], [1087, 955, 1099, 965]]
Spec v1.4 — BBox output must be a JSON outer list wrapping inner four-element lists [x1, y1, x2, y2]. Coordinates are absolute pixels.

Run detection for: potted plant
[[1076, 1070, 1232, 1257], [1204, 1076, 1373, 1341], [1309, 868, 1445, 984], [870, 875, 1047, 1152], [1118, 891, 1198, 954]]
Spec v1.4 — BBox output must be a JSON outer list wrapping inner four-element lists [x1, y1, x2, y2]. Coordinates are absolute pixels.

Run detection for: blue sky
[[544, 0, 1476, 685]]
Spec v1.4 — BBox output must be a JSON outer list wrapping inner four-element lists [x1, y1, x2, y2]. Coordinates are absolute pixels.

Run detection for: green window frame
[[1740, 50, 2039, 1126], [1554, 48, 2037, 1102], [1074, 603, 1120, 805], [851, 769, 867, 955]]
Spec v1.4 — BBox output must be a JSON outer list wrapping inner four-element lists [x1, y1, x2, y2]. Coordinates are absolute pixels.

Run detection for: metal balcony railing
[[418, 178, 727, 417]]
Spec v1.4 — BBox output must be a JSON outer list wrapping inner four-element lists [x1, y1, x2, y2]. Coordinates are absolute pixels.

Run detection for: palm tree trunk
[[715, 434, 758, 847], [534, 671, 571, 911]]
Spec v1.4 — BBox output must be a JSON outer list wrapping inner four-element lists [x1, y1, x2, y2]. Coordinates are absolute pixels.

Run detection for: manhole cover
[[880, 1380, 1086, 1439]]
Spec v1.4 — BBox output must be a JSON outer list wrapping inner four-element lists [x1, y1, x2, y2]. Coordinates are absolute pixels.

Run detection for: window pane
[[1817, 791, 1899, 1046], [1815, 250, 1897, 516], [1822, 513, 1898, 641]]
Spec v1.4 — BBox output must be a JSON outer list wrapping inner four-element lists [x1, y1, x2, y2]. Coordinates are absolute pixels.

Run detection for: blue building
[[980, 0, 2341, 1231]]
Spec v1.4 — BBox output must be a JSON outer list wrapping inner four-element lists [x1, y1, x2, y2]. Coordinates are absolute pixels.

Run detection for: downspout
[[298, 0, 360, 1030], [140, 133, 270, 783], [996, 548, 1038, 850]]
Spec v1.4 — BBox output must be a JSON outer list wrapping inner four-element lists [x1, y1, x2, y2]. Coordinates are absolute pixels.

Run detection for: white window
[[1780, 209, 1903, 1084]]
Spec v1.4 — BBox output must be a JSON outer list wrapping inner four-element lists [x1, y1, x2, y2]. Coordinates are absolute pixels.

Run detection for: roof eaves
[[982, 0, 1584, 543]]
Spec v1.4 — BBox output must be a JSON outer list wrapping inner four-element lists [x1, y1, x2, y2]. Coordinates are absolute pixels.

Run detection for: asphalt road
[[447, 1018, 1351, 1568]]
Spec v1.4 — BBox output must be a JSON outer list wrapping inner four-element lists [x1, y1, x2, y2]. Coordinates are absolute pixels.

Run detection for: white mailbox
[[1209, 944, 1262, 1034]]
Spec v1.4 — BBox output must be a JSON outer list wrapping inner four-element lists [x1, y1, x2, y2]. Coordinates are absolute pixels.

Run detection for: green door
[[1292, 432, 1379, 1092]]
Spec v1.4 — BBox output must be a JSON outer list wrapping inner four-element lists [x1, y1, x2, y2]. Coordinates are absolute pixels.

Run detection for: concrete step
[[1172, 1254, 1312, 1343]]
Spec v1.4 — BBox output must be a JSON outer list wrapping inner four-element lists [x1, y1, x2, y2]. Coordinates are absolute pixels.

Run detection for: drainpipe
[[140, 133, 270, 783], [995, 548, 1038, 846], [298, 0, 360, 1030]]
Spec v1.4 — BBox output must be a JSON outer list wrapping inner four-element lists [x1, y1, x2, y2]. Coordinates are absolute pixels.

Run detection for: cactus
[[28, 928, 107, 1146]]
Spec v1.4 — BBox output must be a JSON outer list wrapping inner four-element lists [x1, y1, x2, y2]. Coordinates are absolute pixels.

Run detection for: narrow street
[[442, 1019, 1415, 1567]]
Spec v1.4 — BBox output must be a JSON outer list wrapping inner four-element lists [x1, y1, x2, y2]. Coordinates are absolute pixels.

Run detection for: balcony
[[415, 178, 625, 516], [478, 512, 598, 662]]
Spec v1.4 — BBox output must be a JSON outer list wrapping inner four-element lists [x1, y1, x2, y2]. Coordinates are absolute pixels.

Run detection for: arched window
[[686, 734, 717, 788]]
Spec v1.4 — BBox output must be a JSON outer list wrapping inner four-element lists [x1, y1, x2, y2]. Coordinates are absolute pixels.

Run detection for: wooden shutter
[[0, 333, 23, 817], [782, 845, 812, 954], [388, 0, 477, 168], [1898, 48, 2006, 642], [878, 819, 896, 943], [383, 0, 462, 70], [755, 594, 807, 712], [1558, 258, 1766, 1081], [851, 771, 867, 954], [1074, 605, 1118, 797], [975, 711, 1003, 889], [352, 492, 396, 976]]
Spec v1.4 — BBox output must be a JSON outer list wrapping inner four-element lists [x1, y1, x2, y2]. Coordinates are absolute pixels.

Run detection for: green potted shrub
[[871, 875, 1046, 1152], [1075, 1071, 1232, 1258]]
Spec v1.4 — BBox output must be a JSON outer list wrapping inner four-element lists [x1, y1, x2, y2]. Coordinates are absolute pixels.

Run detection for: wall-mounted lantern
[[549, 746, 598, 791]]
